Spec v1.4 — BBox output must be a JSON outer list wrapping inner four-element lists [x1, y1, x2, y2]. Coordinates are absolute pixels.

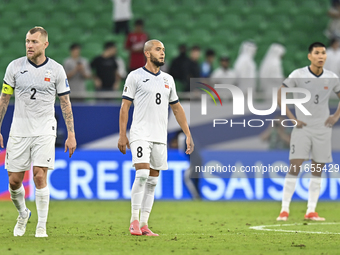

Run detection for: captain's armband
[[2, 84, 14, 95]]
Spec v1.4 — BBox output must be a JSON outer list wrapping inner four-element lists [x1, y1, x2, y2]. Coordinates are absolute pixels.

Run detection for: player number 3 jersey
[[283, 66, 340, 128], [122, 67, 179, 144], [3, 57, 70, 137]]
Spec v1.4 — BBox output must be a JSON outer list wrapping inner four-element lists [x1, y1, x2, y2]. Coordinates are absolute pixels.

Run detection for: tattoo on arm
[[59, 94, 75, 133], [0, 93, 11, 128]]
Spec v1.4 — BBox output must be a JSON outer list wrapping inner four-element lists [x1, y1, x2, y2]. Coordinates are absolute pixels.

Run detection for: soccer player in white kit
[[118, 40, 193, 236], [277, 42, 340, 221], [0, 27, 77, 237]]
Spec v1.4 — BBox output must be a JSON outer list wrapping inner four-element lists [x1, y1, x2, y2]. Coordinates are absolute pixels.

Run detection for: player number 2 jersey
[[122, 67, 179, 144], [283, 66, 340, 128], [3, 57, 70, 137]]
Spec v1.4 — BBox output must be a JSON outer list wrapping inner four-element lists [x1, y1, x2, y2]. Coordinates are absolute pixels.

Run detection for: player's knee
[[33, 172, 46, 186], [146, 177, 158, 187], [135, 170, 150, 185], [8, 178, 22, 189]]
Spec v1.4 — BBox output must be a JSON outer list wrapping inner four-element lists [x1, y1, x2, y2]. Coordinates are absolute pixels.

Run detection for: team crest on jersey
[[163, 77, 169, 89], [44, 70, 52, 82]]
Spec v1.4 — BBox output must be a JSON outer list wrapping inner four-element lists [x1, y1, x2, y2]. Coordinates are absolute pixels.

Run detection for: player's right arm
[[118, 99, 132, 154], [278, 85, 306, 128], [0, 84, 13, 148]]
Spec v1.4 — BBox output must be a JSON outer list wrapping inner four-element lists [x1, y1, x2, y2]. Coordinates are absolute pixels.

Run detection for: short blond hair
[[143, 39, 163, 52], [28, 26, 48, 41]]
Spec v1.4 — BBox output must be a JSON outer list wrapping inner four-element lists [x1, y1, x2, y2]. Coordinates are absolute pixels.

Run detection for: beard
[[27, 50, 42, 62], [150, 53, 164, 67]]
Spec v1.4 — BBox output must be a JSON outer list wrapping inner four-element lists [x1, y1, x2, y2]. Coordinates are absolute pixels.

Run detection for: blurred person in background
[[259, 43, 286, 99], [324, 38, 340, 76], [325, 0, 340, 39], [211, 56, 237, 81], [112, 0, 132, 35], [125, 19, 148, 71], [63, 43, 92, 98], [184, 45, 201, 91], [234, 41, 257, 94], [91, 41, 121, 91], [200, 49, 215, 78], [169, 44, 191, 89]]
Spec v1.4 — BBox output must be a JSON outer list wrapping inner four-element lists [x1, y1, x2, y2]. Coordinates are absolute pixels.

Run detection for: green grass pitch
[[0, 200, 340, 254]]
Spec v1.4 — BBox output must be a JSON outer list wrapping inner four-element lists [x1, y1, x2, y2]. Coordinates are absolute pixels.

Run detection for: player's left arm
[[59, 94, 77, 157], [325, 92, 340, 127], [170, 102, 194, 154], [0, 91, 12, 148]]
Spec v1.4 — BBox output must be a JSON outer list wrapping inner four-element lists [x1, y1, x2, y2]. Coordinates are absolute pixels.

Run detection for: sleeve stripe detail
[[58, 91, 70, 96], [3, 80, 9, 85], [335, 90, 340, 94], [122, 96, 134, 101], [169, 99, 179, 105], [282, 83, 288, 87], [2, 84, 14, 95]]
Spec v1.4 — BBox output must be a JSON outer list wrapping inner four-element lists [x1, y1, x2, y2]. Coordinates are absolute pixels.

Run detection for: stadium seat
[[49, 12, 73, 29], [75, 12, 96, 30]]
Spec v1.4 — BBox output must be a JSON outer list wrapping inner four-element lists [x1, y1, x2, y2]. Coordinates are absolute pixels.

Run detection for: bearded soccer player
[[0, 27, 77, 237], [277, 42, 340, 221], [118, 40, 193, 236]]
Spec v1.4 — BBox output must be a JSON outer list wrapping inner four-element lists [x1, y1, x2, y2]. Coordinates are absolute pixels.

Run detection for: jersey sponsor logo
[[305, 80, 311, 84], [165, 85, 169, 89], [44, 77, 50, 82], [65, 78, 69, 88], [143, 79, 149, 83], [20, 70, 28, 74], [324, 86, 328, 90]]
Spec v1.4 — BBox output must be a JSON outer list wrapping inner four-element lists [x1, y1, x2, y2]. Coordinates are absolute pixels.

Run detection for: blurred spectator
[[200, 49, 215, 78], [234, 41, 257, 94], [112, 0, 132, 35], [91, 41, 121, 91], [260, 116, 291, 150], [324, 38, 340, 76], [63, 43, 92, 96], [169, 44, 191, 88], [259, 43, 286, 99], [184, 45, 201, 91], [211, 56, 237, 81], [125, 19, 148, 71], [325, 0, 340, 39]]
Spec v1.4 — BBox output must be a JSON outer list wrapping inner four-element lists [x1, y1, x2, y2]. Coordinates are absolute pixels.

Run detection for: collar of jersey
[[308, 66, 323, 78], [27, 57, 49, 68], [143, 66, 160, 76]]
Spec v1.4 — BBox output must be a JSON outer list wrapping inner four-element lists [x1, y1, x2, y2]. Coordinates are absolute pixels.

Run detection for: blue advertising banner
[[0, 150, 339, 201]]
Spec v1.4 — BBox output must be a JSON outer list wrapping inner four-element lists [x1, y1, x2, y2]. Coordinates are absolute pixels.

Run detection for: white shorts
[[289, 127, 332, 163], [5, 136, 56, 172], [130, 140, 168, 170]]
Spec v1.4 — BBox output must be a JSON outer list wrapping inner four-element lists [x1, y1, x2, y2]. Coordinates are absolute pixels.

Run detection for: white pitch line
[[250, 222, 340, 234]]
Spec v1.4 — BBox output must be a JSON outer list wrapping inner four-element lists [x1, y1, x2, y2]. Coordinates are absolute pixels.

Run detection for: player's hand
[[65, 135, 77, 158], [325, 115, 339, 128], [118, 135, 130, 154], [295, 120, 307, 128], [185, 135, 194, 155], [0, 133, 3, 148]]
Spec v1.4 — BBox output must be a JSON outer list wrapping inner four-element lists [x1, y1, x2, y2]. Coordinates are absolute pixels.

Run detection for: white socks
[[140, 176, 158, 228], [9, 185, 27, 218], [281, 173, 298, 213], [35, 186, 50, 230], [307, 177, 322, 214], [130, 169, 150, 223]]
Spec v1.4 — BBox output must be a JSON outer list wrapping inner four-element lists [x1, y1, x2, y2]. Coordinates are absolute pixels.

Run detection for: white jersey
[[283, 66, 340, 128], [4, 57, 70, 137], [122, 67, 179, 144]]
